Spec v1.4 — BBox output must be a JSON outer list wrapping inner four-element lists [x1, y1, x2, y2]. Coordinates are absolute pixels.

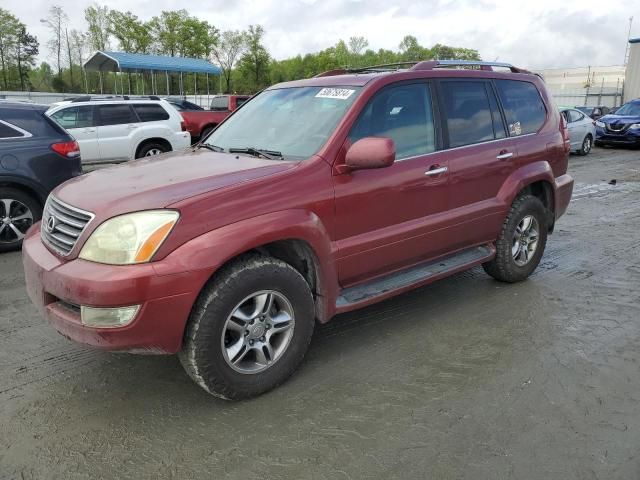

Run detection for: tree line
[[0, 4, 481, 95]]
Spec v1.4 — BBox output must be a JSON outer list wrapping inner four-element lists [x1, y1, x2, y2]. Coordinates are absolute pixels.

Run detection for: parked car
[[575, 105, 610, 120], [594, 99, 640, 148], [560, 108, 596, 155], [0, 102, 82, 252], [23, 60, 574, 399], [609, 106, 620, 115], [165, 95, 252, 143], [163, 97, 204, 112], [46, 96, 191, 163]]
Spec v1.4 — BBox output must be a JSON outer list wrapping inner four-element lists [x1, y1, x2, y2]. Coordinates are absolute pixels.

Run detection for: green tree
[[212, 30, 246, 92], [85, 4, 110, 51], [43, 6, 67, 76], [237, 25, 269, 91], [15, 27, 38, 91], [149, 10, 187, 56], [108, 11, 152, 53], [0, 8, 21, 89]]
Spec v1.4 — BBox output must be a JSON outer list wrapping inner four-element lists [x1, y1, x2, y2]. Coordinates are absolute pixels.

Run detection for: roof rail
[[313, 60, 532, 78], [68, 95, 162, 103], [411, 60, 532, 73]]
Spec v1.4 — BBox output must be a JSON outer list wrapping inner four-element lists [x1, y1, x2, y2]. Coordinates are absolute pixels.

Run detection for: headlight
[[79, 210, 179, 265], [595, 120, 605, 128], [629, 123, 640, 130]]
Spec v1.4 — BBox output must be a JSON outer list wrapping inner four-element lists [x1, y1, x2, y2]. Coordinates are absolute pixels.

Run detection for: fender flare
[[154, 209, 339, 322], [0, 174, 48, 204], [497, 160, 556, 211]]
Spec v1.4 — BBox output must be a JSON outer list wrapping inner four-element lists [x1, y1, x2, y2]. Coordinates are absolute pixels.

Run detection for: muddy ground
[[1, 147, 639, 479]]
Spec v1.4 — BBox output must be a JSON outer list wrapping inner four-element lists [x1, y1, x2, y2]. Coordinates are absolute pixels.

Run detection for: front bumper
[[22, 224, 212, 353], [595, 127, 640, 146]]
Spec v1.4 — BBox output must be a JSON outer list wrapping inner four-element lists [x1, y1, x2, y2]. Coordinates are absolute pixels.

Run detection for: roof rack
[[314, 60, 532, 77], [66, 95, 162, 103]]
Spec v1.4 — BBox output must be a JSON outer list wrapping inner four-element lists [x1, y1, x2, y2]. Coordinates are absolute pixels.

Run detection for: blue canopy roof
[[84, 51, 221, 74]]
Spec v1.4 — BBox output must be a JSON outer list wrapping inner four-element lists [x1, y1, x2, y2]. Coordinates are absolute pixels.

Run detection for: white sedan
[[560, 108, 597, 156]]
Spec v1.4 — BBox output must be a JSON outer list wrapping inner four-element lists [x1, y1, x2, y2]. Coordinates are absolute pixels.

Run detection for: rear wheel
[[483, 195, 548, 283], [179, 254, 315, 400], [200, 126, 216, 140], [578, 134, 592, 156], [0, 188, 41, 252], [136, 141, 170, 159]]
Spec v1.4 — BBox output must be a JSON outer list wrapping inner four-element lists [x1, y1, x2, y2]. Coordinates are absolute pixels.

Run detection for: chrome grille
[[606, 123, 628, 133], [41, 195, 94, 256]]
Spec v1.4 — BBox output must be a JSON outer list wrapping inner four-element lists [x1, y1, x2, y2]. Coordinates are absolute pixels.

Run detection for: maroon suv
[[23, 60, 574, 399]]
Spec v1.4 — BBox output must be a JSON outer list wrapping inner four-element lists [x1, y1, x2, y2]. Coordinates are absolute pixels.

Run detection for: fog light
[[81, 305, 140, 328]]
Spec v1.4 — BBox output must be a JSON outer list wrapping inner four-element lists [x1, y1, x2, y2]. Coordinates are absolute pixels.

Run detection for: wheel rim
[[511, 215, 539, 267], [583, 137, 591, 153], [0, 198, 33, 245], [145, 148, 163, 156], [221, 290, 296, 374]]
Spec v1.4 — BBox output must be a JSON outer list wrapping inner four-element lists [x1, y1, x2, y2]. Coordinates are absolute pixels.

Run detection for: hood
[[55, 149, 298, 217], [601, 114, 640, 123]]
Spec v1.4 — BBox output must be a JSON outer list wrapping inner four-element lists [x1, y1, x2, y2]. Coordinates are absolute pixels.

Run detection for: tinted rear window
[[96, 104, 136, 126], [50, 106, 95, 129], [210, 97, 229, 111], [133, 103, 170, 122], [0, 108, 57, 137], [495, 80, 546, 135], [441, 81, 496, 148]]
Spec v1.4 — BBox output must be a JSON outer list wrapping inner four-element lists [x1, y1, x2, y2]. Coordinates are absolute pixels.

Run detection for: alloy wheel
[[0, 198, 34, 245], [511, 215, 539, 266], [145, 148, 164, 156], [221, 290, 296, 374]]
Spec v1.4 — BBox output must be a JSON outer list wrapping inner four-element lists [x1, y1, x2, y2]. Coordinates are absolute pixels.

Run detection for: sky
[[3, 0, 638, 70]]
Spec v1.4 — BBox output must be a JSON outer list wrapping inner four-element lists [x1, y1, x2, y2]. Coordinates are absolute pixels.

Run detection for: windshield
[[615, 102, 640, 116], [205, 86, 361, 160]]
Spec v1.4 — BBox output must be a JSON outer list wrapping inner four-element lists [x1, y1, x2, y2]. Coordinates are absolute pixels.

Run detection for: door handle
[[84, 128, 96, 133], [424, 166, 448, 176], [127, 124, 138, 129], [496, 151, 513, 160]]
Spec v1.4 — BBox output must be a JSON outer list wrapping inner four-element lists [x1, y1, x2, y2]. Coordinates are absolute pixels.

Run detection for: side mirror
[[344, 137, 396, 171]]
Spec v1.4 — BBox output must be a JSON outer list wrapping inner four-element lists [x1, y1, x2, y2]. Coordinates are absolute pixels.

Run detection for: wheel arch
[[497, 161, 557, 232], [157, 210, 339, 323], [0, 176, 47, 206], [134, 137, 172, 158]]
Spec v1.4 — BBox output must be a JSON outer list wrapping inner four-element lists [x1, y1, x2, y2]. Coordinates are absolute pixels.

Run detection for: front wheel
[[179, 254, 315, 400], [483, 195, 548, 283]]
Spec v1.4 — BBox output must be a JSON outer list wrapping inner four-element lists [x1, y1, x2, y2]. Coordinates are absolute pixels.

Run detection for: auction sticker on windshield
[[315, 88, 355, 100]]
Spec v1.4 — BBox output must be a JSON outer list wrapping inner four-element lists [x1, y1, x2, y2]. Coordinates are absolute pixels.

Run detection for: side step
[[336, 245, 495, 310]]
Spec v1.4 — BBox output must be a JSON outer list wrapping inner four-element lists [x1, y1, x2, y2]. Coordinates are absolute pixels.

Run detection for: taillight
[[51, 140, 81, 158], [180, 121, 187, 131], [559, 115, 571, 153]]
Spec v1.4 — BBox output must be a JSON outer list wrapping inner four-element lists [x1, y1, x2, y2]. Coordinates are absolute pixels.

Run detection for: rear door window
[[568, 110, 585, 123], [495, 80, 547, 135], [132, 103, 170, 122], [440, 81, 496, 148], [236, 97, 250, 108], [96, 104, 136, 126], [349, 82, 436, 160]]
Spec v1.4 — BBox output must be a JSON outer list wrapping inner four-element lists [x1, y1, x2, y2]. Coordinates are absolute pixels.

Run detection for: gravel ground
[[1, 147, 639, 479]]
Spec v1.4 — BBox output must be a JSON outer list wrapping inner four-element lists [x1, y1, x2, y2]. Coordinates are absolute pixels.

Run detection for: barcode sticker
[[315, 88, 355, 100]]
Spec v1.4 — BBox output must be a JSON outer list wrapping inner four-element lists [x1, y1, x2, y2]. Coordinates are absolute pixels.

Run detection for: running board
[[336, 245, 495, 310]]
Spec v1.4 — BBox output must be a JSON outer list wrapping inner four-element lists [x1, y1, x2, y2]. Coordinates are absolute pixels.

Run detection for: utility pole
[[624, 16, 634, 65]]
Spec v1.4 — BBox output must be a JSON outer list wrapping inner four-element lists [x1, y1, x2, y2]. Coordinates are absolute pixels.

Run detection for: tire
[[578, 134, 593, 156], [179, 254, 315, 400], [0, 188, 41, 253], [482, 195, 548, 283], [136, 141, 170, 159], [200, 126, 215, 140]]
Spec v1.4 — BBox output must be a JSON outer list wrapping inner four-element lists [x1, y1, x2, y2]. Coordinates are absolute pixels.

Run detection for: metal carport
[[83, 51, 222, 99]]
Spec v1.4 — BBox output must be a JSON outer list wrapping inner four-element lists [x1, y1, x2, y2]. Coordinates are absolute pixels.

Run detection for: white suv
[[46, 97, 191, 163]]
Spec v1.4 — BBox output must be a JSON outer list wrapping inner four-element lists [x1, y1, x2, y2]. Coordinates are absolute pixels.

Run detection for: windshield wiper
[[228, 147, 283, 160], [195, 143, 224, 153]]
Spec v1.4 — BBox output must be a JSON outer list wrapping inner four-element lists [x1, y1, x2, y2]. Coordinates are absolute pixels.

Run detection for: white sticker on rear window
[[315, 88, 355, 100], [509, 121, 522, 136]]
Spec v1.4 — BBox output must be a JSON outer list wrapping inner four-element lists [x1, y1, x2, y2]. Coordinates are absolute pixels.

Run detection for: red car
[[166, 95, 251, 142], [23, 60, 573, 399]]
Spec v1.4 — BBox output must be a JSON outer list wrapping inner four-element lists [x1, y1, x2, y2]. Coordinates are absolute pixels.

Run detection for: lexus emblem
[[45, 215, 56, 233]]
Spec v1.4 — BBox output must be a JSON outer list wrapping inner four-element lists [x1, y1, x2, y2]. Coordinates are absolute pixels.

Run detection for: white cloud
[[3, 0, 638, 69]]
